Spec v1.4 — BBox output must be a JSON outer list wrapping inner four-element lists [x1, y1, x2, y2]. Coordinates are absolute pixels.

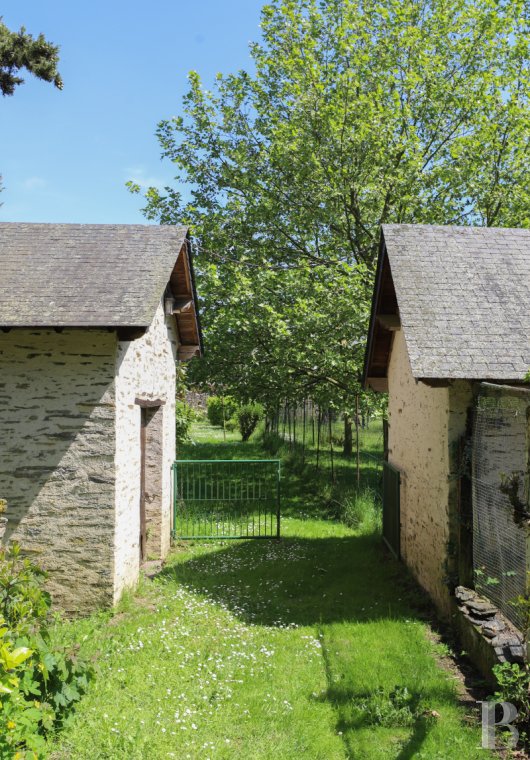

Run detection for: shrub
[[175, 398, 195, 444], [237, 403, 264, 442], [491, 661, 530, 747], [206, 396, 238, 428], [0, 544, 93, 758]]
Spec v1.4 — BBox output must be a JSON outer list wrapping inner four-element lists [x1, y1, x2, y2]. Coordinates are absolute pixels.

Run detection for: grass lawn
[[45, 422, 484, 759]]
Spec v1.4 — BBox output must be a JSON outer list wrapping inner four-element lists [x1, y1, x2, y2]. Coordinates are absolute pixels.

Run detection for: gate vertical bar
[[172, 462, 177, 539], [172, 459, 281, 541]]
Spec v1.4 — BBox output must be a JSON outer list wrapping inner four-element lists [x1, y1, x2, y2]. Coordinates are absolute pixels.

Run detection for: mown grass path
[[47, 426, 484, 759]]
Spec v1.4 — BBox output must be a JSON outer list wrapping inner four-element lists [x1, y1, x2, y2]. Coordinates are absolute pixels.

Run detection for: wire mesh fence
[[472, 384, 530, 629], [269, 401, 385, 489]]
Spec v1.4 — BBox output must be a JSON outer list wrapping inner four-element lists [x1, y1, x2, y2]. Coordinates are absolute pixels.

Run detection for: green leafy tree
[[131, 0, 530, 414]]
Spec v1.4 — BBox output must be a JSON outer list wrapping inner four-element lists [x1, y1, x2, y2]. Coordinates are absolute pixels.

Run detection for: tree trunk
[[329, 411, 335, 483], [316, 409, 321, 470], [343, 413, 353, 457]]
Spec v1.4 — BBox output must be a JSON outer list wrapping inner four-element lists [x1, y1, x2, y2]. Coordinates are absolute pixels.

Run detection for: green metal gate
[[172, 459, 281, 540], [382, 461, 401, 558]]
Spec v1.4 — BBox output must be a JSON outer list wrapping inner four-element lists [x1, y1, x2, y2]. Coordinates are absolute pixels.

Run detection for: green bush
[[237, 403, 264, 442], [225, 416, 238, 432], [206, 396, 238, 428], [175, 398, 195, 444], [0, 544, 93, 758]]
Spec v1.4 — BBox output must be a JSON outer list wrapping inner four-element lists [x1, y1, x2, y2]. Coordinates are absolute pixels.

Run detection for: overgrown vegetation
[[0, 544, 93, 758], [327, 486, 381, 534]]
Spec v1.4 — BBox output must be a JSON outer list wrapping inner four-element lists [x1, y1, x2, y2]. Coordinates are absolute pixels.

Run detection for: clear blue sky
[[0, 1, 264, 223]]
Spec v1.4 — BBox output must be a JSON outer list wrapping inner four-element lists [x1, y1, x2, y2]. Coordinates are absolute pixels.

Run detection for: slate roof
[[0, 222, 188, 326], [381, 224, 530, 380]]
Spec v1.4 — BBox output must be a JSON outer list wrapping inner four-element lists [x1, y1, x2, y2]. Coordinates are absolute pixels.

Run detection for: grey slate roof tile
[[382, 224, 530, 380], [0, 222, 188, 326]]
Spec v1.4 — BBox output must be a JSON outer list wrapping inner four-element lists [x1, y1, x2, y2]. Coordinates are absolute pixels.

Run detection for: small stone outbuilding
[[363, 224, 530, 635], [0, 223, 201, 614]]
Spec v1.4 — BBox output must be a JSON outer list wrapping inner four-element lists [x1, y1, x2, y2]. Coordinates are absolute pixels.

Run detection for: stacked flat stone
[[455, 586, 525, 664]]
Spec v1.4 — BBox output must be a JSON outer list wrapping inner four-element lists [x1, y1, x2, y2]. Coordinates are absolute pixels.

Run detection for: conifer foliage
[[0, 18, 62, 96]]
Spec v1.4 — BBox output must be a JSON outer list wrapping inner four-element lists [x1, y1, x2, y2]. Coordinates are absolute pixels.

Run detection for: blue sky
[[0, 1, 264, 223]]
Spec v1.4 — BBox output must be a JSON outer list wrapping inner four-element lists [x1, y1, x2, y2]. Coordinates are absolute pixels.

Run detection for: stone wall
[[0, 329, 117, 614], [113, 302, 178, 602], [387, 329, 473, 615]]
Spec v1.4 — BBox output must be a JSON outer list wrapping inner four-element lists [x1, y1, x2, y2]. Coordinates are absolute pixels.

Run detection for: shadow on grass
[[157, 534, 458, 757], [158, 534, 420, 629], [319, 679, 445, 759], [167, 427, 479, 757], [179, 438, 266, 461]]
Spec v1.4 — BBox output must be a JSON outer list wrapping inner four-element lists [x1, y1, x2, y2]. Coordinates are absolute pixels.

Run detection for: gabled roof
[[0, 222, 191, 327], [364, 224, 530, 389]]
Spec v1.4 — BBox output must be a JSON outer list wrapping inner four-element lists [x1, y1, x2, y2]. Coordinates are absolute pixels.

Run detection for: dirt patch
[[107, 611, 129, 627], [425, 626, 487, 710]]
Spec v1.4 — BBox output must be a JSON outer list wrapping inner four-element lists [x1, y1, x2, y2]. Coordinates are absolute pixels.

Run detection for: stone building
[[0, 223, 201, 614], [363, 225, 530, 638]]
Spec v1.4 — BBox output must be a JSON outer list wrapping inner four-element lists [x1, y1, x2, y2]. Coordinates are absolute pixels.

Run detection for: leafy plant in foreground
[[0, 544, 93, 758], [491, 662, 530, 747]]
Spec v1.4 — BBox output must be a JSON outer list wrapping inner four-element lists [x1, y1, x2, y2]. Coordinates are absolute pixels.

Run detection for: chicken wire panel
[[472, 386, 530, 630]]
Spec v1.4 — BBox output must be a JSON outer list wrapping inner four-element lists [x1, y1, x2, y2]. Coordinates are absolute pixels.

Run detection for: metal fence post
[[172, 462, 177, 540]]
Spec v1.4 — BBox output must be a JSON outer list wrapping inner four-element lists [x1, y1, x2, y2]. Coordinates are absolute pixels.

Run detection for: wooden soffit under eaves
[[168, 242, 201, 361], [363, 240, 400, 392]]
